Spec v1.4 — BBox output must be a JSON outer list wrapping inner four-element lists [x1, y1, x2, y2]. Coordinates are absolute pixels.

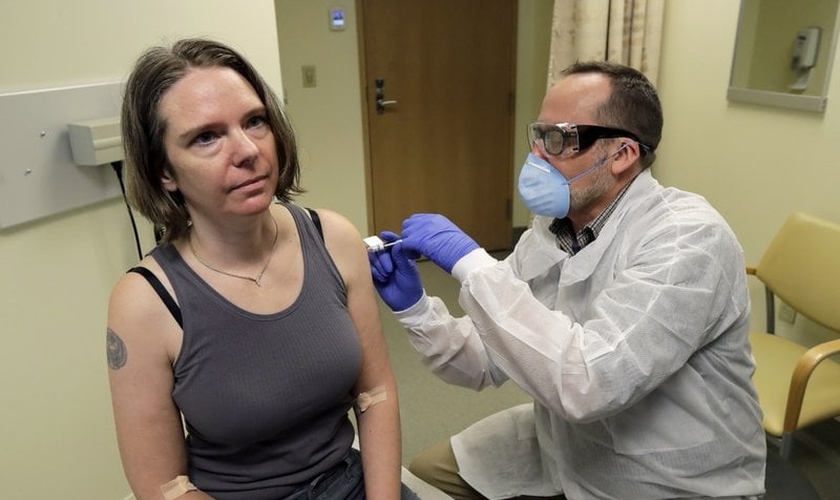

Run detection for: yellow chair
[[748, 212, 840, 459]]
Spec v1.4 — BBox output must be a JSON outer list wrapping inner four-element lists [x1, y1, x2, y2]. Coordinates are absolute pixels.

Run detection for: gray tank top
[[150, 204, 362, 500]]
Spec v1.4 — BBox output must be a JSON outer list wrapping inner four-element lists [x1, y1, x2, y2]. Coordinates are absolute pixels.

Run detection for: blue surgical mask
[[517, 146, 626, 219]]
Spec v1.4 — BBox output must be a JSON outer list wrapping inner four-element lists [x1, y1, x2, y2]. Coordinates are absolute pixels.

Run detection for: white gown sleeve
[[394, 291, 508, 391], [456, 219, 747, 422]]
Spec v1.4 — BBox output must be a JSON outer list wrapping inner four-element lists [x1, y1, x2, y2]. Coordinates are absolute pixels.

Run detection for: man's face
[[534, 73, 619, 217]]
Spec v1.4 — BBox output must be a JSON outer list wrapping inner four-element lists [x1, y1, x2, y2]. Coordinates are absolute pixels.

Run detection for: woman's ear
[[160, 168, 179, 192]]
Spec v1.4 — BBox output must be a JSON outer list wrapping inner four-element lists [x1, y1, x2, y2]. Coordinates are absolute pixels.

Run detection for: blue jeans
[[286, 448, 420, 500]]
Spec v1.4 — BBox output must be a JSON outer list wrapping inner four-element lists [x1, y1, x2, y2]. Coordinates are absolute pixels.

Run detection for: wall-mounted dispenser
[[790, 27, 822, 91], [67, 116, 122, 166], [727, 0, 840, 113], [792, 27, 821, 70]]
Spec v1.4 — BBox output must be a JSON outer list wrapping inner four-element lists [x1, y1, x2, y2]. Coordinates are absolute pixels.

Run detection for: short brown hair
[[562, 61, 663, 168], [121, 38, 303, 244]]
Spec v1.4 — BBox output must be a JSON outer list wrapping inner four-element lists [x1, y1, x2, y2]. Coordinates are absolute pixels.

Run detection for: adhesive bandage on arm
[[356, 385, 388, 412], [160, 475, 197, 500]]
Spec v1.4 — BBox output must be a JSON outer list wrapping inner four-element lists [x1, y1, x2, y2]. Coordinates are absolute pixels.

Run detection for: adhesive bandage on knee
[[356, 385, 387, 412], [160, 475, 197, 500]]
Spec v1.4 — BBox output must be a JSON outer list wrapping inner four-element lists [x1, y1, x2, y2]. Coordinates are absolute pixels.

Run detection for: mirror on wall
[[728, 0, 840, 113]]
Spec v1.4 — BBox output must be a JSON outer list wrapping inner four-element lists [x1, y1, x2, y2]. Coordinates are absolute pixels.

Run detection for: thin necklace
[[189, 216, 279, 287]]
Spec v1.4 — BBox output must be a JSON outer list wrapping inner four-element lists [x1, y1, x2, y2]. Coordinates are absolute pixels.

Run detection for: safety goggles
[[527, 122, 650, 158]]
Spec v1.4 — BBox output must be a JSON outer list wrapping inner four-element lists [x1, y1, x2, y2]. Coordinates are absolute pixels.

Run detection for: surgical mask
[[517, 145, 627, 219]]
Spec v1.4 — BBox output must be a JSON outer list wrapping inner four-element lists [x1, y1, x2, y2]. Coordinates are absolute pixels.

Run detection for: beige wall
[[0, 2, 282, 499], [657, 1, 840, 344], [513, 2, 556, 226], [278, 1, 840, 344], [276, 0, 554, 235], [274, 0, 369, 230], [659, 0, 840, 261], [738, 0, 837, 95], [3, 2, 840, 500]]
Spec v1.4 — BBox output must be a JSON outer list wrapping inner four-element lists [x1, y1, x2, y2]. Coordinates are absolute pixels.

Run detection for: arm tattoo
[[106, 328, 127, 370]]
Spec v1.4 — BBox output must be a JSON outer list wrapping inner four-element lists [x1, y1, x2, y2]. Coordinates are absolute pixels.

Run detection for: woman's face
[[158, 66, 279, 223]]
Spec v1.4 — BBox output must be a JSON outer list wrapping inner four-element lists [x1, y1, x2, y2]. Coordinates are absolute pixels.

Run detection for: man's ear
[[611, 142, 641, 175]]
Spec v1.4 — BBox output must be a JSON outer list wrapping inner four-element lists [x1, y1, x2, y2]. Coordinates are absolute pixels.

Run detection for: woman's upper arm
[[107, 269, 190, 500], [316, 210, 396, 393]]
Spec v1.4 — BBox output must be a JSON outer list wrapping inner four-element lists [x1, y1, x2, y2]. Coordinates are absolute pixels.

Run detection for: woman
[[107, 38, 408, 500]]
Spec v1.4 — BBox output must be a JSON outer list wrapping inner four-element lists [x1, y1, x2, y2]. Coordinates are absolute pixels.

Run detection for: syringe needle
[[363, 235, 403, 252]]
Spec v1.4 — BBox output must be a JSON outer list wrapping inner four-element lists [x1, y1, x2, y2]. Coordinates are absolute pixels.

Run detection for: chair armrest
[[784, 338, 840, 431]]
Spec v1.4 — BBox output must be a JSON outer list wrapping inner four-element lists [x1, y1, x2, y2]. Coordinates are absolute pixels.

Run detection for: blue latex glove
[[401, 214, 479, 274], [369, 231, 424, 311]]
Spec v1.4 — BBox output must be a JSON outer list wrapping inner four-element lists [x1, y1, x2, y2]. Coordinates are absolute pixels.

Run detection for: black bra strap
[[128, 266, 183, 328], [306, 207, 324, 242]]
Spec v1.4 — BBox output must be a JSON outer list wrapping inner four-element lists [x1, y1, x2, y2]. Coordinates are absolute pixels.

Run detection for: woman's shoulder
[[301, 206, 363, 244], [298, 206, 368, 283], [108, 256, 180, 339]]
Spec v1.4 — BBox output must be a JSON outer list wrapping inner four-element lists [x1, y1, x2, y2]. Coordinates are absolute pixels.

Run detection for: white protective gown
[[395, 170, 766, 500]]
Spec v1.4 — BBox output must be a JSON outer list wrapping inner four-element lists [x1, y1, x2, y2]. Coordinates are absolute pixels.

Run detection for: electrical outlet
[[779, 303, 797, 324], [302, 65, 317, 88]]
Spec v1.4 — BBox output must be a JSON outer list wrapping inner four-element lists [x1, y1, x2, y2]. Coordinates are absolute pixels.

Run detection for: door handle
[[374, 78, 397, 114], [376, 98, 397, 113]]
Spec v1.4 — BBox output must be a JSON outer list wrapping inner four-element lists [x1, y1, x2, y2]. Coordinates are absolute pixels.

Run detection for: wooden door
[[358, 0, 517, 251]]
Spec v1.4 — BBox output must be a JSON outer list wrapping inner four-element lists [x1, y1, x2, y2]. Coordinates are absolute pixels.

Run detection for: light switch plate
[[302, 65, 317, 88]]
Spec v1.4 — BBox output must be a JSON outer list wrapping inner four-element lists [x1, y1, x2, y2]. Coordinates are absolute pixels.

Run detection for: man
[[369, 61, 766, 500]]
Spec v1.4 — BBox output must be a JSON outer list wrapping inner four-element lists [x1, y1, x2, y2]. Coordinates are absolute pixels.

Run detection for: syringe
[[363, 235, 403, 252]]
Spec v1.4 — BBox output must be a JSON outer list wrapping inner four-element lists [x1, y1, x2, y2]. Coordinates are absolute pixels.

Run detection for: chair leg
[[779, 432, 795, 459]]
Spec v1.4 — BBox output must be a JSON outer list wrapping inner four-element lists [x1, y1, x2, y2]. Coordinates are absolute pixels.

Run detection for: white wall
[[0, 2, 283, 499]]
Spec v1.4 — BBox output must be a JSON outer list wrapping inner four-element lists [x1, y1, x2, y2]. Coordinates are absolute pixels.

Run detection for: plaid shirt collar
[[548, 178, 636, 255]]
